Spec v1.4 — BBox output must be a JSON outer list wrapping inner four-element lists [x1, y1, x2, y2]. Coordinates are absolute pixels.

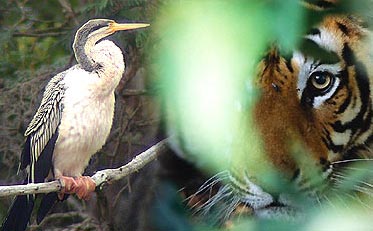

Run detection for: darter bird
[[1, 19, 149, 231]]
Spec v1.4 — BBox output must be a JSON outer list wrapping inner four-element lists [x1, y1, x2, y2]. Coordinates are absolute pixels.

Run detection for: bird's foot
[[57, 176, 96, 200], [74, 176, 96, 200]]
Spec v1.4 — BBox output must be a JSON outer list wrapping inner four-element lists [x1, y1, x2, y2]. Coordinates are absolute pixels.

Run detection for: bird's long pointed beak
[[109, 22, 150, 33]]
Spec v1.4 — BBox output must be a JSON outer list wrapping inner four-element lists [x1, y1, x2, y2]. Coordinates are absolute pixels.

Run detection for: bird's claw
[[58, 176, 96, 200], [75, 176, 96, 200]]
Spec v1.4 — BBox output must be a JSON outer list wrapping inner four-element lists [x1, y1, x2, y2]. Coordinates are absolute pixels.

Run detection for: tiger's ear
[[263, 47, 281, 66], [257, 46, 293, 92]]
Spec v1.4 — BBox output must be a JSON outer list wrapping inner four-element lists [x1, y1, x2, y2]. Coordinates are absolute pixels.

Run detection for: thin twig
[[0, 139, 168, 197], [13, 31, 67, 37], [122, 89, 148, 96]]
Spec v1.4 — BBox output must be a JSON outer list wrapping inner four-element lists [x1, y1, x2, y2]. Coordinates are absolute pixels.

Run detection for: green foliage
[[154, 0, 306, 176], [152, 183, 194, 231]]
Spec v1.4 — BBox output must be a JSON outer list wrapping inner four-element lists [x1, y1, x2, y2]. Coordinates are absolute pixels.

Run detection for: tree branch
[[0, 138, 168, 198]]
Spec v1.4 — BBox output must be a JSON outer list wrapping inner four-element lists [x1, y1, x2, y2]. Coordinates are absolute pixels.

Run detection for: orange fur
[[254, 14, 372, 179], [254, 50, 329, 177]]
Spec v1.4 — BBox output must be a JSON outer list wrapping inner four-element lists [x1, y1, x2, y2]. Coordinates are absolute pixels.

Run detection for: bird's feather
[[22, 73, 65, 183], [19, 136, 31, 171], [37, 192, 60, 224], [1, 74, 65, 231], [1, 194, 34, 231], [1, 127, 60, 231]]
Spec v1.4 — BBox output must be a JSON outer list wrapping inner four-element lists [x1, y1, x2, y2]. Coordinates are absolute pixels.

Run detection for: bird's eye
[[309, 71, 334, 91]]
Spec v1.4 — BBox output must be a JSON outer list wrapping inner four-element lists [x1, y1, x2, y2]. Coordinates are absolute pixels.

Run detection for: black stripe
[[322, 126, 331, 138], [335, 88, 351, 114], [322, 126, 345, 153], [342, 43, 354, 66], [264, 50, 280, 65], [330, 143, 345, 153], [337, 22, 350, 36], [308, 28, 321, 36], [285, 58, 294, 73], [324, 133, 345, 153], [314, 0, 335, 9], [332, 44, 371, 134], [366, 132, 373, 145], [343, 145, 368, 159], [304, 0, 335, 9], [331, 121, 345, 133], [359, 104, 372, 134], [335, 69, 351, 114], [342, 61, 370, 133], [301, 91, 314, 107], [320, 157, 330, 172], [321, 136, 330, 149]]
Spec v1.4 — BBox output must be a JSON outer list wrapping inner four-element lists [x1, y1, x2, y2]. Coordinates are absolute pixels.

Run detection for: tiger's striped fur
[[256, 14, 372, 180], [187, 2, 373, 221]]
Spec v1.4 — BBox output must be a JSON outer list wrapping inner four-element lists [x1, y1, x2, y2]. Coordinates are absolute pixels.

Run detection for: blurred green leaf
[[154, 0, 307, 176]]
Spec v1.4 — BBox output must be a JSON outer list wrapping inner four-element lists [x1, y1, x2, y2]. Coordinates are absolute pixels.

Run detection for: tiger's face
[[252, 15, 371, 214], [256, 14, 372, 180], [193, 14, 373, 220]]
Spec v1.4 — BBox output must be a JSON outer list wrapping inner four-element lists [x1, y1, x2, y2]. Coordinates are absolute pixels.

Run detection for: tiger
[[159, 0, 373, 225]]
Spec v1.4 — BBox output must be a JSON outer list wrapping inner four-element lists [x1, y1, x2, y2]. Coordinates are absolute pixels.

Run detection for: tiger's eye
[[310, 71, 333, 90]]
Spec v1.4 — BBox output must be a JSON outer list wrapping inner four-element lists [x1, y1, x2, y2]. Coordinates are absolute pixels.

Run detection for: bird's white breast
[[52, 67, 115, 177]]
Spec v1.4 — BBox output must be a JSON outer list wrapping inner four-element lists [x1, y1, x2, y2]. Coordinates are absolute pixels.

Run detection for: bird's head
[[77, 19, 149, 37], [73, 19, 149, 72], [76, 19, 150, 41]]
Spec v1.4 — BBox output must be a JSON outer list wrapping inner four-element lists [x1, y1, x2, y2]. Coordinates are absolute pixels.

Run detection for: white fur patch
[[239, 175, 273, 209], [305, 27, 340, 53], [293, 51, 313, 99], [330, 129, 352, 146]]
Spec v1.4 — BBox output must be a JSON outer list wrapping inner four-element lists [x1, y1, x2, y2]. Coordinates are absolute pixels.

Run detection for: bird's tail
[[36, 192, 59, 224], [1, 195, 34, 231], [1, 192, 60, 231]]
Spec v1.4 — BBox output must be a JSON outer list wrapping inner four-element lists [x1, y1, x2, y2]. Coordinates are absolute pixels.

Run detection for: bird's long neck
[[73, 29, 106, 72]]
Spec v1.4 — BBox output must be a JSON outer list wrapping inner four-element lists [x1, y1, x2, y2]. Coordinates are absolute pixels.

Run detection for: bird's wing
[[20, 72, 66, 183]]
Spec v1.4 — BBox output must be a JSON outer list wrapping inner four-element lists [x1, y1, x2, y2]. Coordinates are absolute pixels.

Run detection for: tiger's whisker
[[322, 195, 336, 209], [353, 185, 373, 197], [334, 193, 351, 210], [336, 166, 373, 174], [331, 173, 373, 190], [195, 184, 233, 214], [349, 192, 373, 210], [220, 195, 241, 221], [185, 170, 229, 205], [332, 159, 373, 165]]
